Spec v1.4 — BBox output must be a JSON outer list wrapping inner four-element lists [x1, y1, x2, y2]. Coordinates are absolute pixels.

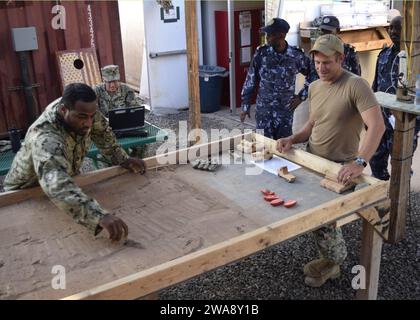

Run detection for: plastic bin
[[199, 65, 228, 113]]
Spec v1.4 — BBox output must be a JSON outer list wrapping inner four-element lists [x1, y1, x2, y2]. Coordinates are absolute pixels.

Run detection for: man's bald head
[[389, 16, 402, 48]]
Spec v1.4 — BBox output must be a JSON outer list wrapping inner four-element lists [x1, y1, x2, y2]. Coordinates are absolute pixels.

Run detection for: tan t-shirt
[[308, 70, 378, 162]]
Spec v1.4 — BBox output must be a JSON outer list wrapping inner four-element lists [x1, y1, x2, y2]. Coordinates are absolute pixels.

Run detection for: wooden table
[[375, 92, 420, 243], [0, 134, 388, 300]]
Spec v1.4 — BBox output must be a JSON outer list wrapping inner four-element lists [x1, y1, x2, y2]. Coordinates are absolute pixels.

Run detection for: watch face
[[356, 158, 366, 167]]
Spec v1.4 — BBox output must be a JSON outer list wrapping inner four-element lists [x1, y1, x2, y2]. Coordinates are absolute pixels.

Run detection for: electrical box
[[11, 27, 38, 52]]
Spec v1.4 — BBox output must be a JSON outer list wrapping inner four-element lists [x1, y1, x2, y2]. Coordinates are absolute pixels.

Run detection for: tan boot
[[303, 259, 340, 287]]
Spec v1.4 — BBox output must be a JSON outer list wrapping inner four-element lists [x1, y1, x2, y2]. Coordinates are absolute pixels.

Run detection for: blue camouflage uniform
[[370, 44, 420, 180], [241, 43, 311, 139], [299, 43, 361, 100]]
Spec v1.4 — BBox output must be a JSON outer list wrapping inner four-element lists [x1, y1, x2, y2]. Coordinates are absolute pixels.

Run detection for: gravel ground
[[1, 109, 418, 300]]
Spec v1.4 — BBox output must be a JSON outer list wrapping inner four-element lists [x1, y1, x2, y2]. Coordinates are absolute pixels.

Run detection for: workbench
[[0, 133, 388, 300], [0, 121, 168, 176], [375, 92, 420, 243], [299, 23, 392, 53]]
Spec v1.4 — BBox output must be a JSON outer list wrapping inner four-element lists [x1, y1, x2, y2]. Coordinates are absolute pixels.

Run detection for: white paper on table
[[251, 155, 301, 176]]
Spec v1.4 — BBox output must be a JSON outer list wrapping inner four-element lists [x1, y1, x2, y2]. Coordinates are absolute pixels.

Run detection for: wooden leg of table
[[388, 111, 416, 243], [356, 219, 383, 300]]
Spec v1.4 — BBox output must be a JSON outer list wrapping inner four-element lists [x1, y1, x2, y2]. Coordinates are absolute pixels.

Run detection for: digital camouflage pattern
[[101, 64, 120, 82], [313, 224, 348, 264], [299, 43, 361, 100], [3, 100, 129, 233], [94, 82, 144, 117], [241, 43, 311, 139], [369, 44, 420, 180]]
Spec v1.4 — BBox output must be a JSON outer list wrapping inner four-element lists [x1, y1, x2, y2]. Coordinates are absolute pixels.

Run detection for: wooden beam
[[388, 110, 417, 243], [0, 167, 127, 208], [257, 134, 379, 185], [402, 0, 420, 87], [356, 219, 383, 300], [185, 0, 201, 144], [63, 181, 388, 300], [357, 200, 390, 241]]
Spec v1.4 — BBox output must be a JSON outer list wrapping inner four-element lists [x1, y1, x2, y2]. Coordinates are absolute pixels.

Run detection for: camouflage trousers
[[129, 145, 148, 159], [369, 111, 420, 181], [255, 110, 293, 140], [310, 157, 353, 265], [312, 224, 348, 264]]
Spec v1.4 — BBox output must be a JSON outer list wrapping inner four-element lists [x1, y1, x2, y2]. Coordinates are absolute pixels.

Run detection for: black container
[[8, 129, 21, 153], [199, 65, 227, 113]]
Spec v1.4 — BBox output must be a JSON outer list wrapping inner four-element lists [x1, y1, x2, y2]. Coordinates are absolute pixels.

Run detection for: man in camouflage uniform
[[4, 83, 146, 241], [297, 15, 361, 104], [94, 65, 144, 117], [240, 18, 311, 139], [277, 35, 385, 287], [95, 65, 146, 158], [370, 15, 420, 180]]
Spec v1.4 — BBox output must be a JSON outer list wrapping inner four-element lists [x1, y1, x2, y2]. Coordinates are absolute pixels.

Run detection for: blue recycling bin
[[199, 65, 227, 113]]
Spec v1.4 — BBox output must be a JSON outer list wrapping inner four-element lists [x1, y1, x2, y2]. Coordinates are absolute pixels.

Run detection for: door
[[142, 0, 188, 113]]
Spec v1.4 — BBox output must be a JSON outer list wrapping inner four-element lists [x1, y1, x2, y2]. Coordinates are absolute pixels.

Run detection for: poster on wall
[[240, 46, 252, 64], [239, 11, 252, 29]]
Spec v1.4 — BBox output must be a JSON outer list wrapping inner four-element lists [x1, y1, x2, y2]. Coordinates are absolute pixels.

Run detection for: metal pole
[[227, 0, 236, 114], [17, 51, 38, 125]]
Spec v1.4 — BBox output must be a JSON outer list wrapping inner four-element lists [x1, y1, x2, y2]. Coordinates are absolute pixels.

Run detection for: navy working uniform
[[370, 44, 420, 180], [299, 15, 361, 100], [241, 19, 310, 139]]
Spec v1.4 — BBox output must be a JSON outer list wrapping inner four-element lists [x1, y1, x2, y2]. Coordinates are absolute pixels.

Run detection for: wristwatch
[[355, 156, 367, 167]]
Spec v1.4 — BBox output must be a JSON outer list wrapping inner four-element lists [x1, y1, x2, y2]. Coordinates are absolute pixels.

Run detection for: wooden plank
[[320, 173, 356, 194], [339, 26, 392, 52], [375, 92, 420, 116], [320, 178, 354, 194], [185, 0, 201, 144], [351, 39, 392, 52], [388, 111, 417, 243], [143, 133, 248, 169], [357, 199, 390, 240], [337, 213, 359, 227], [0, 167, 127, 208], [257, 134, 379, 185], [63, 180, 388, 299], [277, 166, 296, 183], [402, 0, 420, 88], [356, 219, 383, 300]]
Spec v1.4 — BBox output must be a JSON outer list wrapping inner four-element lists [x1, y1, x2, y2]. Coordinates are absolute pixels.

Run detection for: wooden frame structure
[[0, 133, 388, 300], [375, 92, 420, 243]]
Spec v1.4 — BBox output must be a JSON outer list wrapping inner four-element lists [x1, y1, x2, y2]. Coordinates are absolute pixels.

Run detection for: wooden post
[[356, 219, 383, 300], [388, 110, 417, 242], [185, 0, 201, 144], [402, 0, 420, 88]]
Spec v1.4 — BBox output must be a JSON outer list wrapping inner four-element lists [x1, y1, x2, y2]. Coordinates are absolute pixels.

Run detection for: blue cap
[[260, 18, 290, 34]]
